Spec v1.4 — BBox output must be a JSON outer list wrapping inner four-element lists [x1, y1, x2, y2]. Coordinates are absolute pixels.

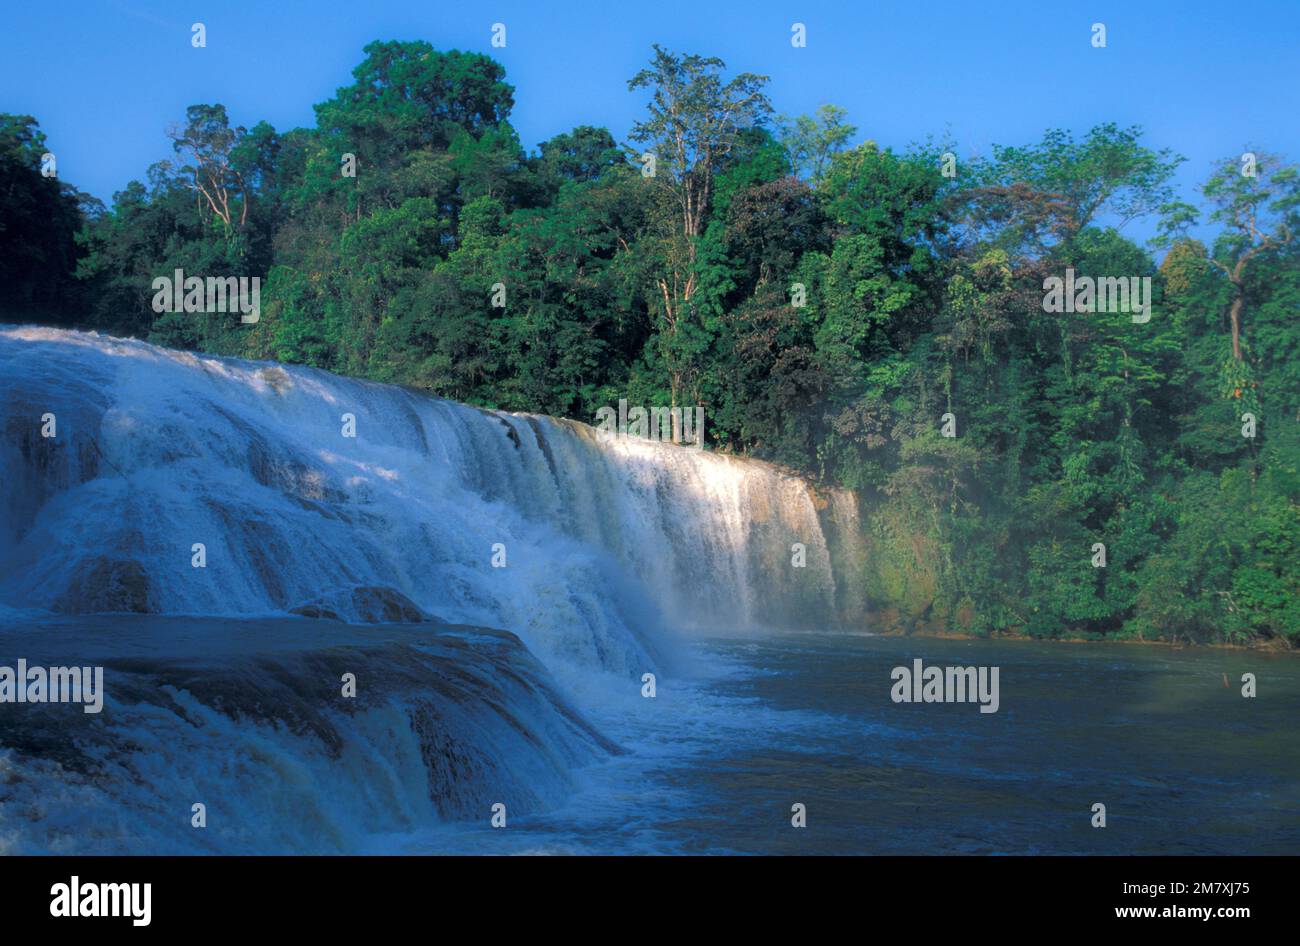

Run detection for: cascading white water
[[0, 614, 617, 853], [0, 326, 864, 675], [0, 326, 866, 852]]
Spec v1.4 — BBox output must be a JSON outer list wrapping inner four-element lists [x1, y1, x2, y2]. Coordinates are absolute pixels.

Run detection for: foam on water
[[0, 327, 865, 673], [0, 326, 867, 852], [0, 616, 616, 853]]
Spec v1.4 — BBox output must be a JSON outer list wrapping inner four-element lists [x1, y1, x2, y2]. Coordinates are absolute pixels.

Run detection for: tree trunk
[[1228, 292, 1243, 361]]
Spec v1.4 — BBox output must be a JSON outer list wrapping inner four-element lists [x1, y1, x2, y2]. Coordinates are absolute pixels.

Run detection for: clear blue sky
[[3, 0, 1297, 244]]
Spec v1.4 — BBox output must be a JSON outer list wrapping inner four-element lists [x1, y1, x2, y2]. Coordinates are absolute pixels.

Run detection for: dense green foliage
[[2, 40, 1296, 645]]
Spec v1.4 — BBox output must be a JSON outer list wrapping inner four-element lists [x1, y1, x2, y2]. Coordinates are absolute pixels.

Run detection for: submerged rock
[[290, 585, 436, 624]]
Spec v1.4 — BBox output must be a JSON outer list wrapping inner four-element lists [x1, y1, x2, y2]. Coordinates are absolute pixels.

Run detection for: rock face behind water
[[56, 556, 153, 614], [290, 585, 433, 624], [351, 586, 429, 623], [288, 602, 343, 621]]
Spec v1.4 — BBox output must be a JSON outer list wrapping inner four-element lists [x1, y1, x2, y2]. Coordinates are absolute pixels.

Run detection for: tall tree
[[776, 104, 856, 185], [980, 123, 1183, 251], [626, 45, 771, 404], [163, 104, 251, 235], [1200, 152, 1297, 362]]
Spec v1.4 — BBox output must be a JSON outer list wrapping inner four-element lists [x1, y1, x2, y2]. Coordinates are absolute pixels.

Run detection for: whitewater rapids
[[0, 326, 865, 668], [0, 326, 866, 852]]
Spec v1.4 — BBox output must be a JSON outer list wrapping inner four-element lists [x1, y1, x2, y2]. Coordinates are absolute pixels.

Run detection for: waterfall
[[0, 326, 863, 671], [0, 326, 865, 852]]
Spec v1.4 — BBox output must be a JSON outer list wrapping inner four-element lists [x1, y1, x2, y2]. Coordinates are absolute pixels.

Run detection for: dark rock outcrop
[[57, 557, 153, 613], [288, 603, 343, 621], [290, 585, 435, 624], [351, 585, 428, 623]]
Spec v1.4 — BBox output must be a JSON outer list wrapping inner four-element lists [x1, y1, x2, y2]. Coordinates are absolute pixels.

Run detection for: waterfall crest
[[1, 326, 865, 674]]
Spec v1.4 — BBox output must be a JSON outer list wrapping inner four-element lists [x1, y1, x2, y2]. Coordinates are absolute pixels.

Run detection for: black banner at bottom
[[0, 855, 1280, 932]]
